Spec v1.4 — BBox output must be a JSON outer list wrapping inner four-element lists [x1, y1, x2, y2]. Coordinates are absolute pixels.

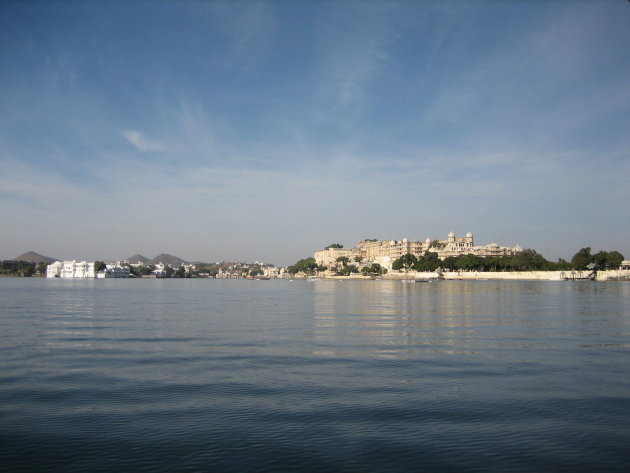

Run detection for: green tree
[[429, 240, 444, 248], [392, 253, 418, 271], [340, 264, 359, 275], [326, 243, 343, 249], [94, 261, 106, 272], [592, 251, 608, 269], [509, 249, 549, 271], [555, 258, 572, 271], [134, 265, 155, 276], [336, 256, 350, 267], [605, 251, 624, 269], [36, 262, 48, 275], [362, 263, 384, 275], [414, 251, 440, 271], [441, 256, 458, 271], [485, 257, 506, 271], [571, 247, 592, 270], [288, 257, 318, 275], [457, 254, 482, 271]]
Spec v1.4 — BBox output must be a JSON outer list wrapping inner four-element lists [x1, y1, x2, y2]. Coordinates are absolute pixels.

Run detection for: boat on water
[[401, 278, 432, 283]]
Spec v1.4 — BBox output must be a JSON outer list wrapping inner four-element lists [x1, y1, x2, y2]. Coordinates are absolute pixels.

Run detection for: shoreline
[[301, 269, 630, 282]]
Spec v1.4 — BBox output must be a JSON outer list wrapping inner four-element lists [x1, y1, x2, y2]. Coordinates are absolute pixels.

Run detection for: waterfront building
[[97, 263, 130, 278], [46, 260, 96, 278], [428, 232, 522, 260], [314, 232, 522, 270], [313, 247, 361, 268]]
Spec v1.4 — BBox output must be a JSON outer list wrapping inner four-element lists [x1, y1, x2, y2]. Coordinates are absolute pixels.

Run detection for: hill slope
[[125, 254, 150, 264], [14, 251, 57, 263], [148, 254, 187, 266]]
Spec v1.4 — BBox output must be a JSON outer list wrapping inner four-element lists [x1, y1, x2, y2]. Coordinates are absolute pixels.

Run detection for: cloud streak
[[121, 130, 169, 153]]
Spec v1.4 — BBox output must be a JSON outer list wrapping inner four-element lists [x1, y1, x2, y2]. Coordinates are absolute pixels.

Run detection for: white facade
[[313, 247, 361, 268], [46, 261, 96, 278], [96, 263, 131, 278], [428, 232, 522, 260]]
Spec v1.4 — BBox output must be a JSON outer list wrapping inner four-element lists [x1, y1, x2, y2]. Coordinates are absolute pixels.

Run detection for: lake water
[[1, 278, 629, 472]]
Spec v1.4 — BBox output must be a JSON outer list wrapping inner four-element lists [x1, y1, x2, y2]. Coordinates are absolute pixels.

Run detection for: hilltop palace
[[314, 232, 523, 270]]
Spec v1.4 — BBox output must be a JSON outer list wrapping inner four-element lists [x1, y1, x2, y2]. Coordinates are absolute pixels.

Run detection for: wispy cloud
[[121, 130, 169, 153]]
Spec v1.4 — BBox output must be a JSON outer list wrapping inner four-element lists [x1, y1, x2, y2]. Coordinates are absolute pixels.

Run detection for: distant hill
[[125, 254, 150, 264], [148, 253, 188, 266], [13, 251, 57, 264]]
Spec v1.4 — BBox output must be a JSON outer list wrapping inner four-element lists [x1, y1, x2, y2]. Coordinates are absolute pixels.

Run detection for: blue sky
[[1, 0, 629, 265]]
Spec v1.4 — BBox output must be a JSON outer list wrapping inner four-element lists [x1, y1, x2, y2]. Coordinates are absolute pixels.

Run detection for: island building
[[46, 261, 130, 278], [47, 260, 96, 278], [314, 232, 522, 270]]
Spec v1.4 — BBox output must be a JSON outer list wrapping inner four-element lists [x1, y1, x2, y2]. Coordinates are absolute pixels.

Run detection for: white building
[[429, 232, 522, 260], [47, 261, 96, 279], [97, 263, 130, 278]]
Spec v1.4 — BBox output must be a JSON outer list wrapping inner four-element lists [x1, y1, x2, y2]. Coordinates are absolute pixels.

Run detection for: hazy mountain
[[148, 254, 187, 266], [125, 254, 150, 264], [13, 251, 57, 263]]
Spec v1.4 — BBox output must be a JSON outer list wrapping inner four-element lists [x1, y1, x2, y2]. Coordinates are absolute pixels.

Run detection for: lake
[[1, 278, 629, 472]]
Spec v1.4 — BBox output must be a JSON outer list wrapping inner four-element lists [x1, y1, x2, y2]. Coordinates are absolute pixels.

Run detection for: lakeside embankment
[[303, 269, 630, 281]]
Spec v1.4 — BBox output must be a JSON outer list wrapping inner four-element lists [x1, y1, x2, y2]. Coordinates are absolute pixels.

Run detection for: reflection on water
[[312, 279, 630, 359]]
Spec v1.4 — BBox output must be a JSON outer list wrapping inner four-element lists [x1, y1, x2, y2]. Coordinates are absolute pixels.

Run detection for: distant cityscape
[[1, 231, 628, 280]]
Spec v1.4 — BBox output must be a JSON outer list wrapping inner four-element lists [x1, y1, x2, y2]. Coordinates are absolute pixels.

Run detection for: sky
[[1, 0, 629, 266]]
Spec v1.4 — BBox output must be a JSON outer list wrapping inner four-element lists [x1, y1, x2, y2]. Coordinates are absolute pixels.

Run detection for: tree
[[592, 251, 608, 269], [392, 253, 418, 271], [485, 257, 506, 271], [509, 249, 549, 271], [36, 262, 48, 275], [441, 256, 458, 271], [605, 251, 624, 269], [571, 247, 592, 270], [414, 251, 440, 271], [94, 261, 106, 272], [362, 263, 384, 275], [336, 256, 350, 267], [134, 265, 154, 276], [340, 264, 359, 275], [555, 258, 572, 271], [288, 257, 318, 275], [429, 239, 444, 249], [457, 254, 482, 271], [326, 243, 343, 249]]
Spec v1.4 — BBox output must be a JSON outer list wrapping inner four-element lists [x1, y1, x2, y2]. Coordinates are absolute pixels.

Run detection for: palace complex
[[314, 232, 522, 269]]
